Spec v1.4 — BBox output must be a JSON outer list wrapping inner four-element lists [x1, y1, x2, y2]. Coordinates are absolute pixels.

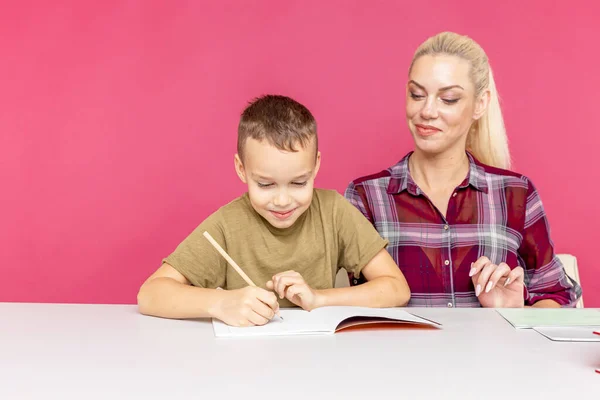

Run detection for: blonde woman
[[345, 32, 581, 308]]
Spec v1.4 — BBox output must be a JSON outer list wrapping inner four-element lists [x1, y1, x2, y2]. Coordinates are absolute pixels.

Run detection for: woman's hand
[[470, 256, 525, 308]]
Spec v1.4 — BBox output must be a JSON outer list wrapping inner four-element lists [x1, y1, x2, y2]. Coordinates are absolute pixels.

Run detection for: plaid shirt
[[345, 152, 582, 308]]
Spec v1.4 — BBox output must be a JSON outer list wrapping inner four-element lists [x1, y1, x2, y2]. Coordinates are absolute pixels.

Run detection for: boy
[[137, 95, 410, 326]]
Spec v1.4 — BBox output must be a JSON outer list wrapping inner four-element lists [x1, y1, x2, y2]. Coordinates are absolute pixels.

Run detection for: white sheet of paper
[[533, 327, 600, 342], [496, 308, 600, 329], [212, 306, 439, 337]]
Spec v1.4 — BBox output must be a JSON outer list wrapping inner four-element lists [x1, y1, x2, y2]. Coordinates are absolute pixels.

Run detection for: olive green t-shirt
[[163, 189, 388, 307]]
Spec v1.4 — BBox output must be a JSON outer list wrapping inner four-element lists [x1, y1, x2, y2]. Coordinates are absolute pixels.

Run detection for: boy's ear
[[234, 154, 247, 183], [313, 151, 321, 178]]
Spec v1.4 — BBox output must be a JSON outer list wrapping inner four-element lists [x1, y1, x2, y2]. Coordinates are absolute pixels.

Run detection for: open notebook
[[212, 306, 441, 337], [496, 308, 600, 342], [496, 308, 600, 329]]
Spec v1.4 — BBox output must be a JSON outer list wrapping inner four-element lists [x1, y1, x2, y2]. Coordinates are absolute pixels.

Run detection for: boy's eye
[[257, 182, 273, 188], [292, 181, 308, 187], [410, 92, 425, 100]]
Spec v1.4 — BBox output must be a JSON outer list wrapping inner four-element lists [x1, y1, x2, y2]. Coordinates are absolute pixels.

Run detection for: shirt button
[[452, 192, 457, 197], [447, 302, 453, 308], [444, 224, 449, 230], [444, 260, 450, 266]]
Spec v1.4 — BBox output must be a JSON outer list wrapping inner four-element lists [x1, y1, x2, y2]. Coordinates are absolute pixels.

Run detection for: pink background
[[1, 1, 598, 306]]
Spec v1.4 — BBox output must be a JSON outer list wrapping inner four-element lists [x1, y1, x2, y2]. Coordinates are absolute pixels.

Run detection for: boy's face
[[235, 137, 320, 229]]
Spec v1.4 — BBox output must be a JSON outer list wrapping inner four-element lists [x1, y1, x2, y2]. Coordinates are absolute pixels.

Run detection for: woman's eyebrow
[[408, 80, 464, 92]]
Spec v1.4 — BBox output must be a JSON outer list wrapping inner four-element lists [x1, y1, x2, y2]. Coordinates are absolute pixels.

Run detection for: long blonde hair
[[409, 32, 511, 170]]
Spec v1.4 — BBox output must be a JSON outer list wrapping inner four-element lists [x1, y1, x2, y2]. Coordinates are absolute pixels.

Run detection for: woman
[[345, 32, 581, 308]]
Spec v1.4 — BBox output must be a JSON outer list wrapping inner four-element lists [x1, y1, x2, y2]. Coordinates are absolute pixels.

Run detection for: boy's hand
[[212, 286, 279, 327], [469, 256, 525, 308], [267, 270, 321, 311]]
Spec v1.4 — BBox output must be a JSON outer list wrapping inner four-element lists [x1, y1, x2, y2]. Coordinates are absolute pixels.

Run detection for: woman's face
[[406, 54, 487, 156]]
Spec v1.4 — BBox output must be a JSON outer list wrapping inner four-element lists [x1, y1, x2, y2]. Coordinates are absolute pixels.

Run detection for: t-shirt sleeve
[[334, 192, 389, 278], [162, 211, 228, 289]]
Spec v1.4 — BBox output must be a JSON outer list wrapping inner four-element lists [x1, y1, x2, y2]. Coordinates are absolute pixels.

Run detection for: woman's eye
[[257, 182, 273, 188], [442, 98, 460, 105], [292, 181, 308, 187], [410, 92, 425, 100]]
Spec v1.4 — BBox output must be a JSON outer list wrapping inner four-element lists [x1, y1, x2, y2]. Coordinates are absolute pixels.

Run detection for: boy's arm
[[313, 248, 410, 308], [137, 263, 279, 325], [139, 209, 280, 325], [268, 249, 410, 310], [137, 262, 221, 319]]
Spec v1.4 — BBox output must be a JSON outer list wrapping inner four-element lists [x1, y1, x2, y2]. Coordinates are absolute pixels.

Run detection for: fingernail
[[485, 281, 493, 293], [504, 278, 510, 287], [475, 284, 481, 296], [469, 267, 476, 277]]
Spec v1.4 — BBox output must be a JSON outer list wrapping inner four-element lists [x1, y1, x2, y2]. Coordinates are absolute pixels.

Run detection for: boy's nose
[[273, 191, 291, 207]]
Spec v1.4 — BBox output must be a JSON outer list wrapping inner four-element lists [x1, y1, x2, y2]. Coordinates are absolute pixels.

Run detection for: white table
[[1, 303, 598, 399]]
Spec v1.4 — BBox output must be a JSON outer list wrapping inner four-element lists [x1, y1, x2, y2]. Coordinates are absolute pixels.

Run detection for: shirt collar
[[387, 151, 489, 195]]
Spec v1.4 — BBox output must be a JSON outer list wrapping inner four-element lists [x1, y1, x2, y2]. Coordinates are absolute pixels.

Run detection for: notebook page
[[310, 306, 439, 330], [213, 306, 439, 337], [212, 309, 331, 337]]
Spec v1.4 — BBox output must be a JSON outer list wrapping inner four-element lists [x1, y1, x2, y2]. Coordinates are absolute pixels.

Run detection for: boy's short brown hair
[[237, 95, 317, 161]]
